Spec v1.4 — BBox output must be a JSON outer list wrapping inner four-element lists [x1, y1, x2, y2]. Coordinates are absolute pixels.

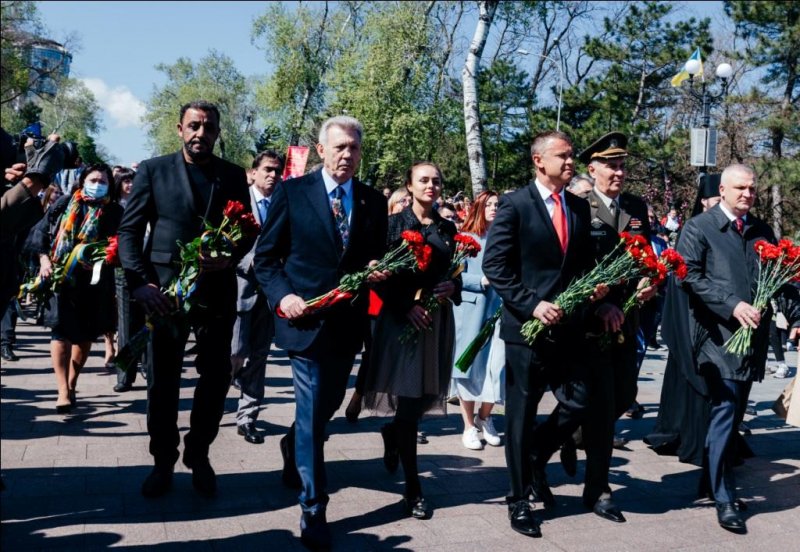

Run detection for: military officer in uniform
[[575, 132, 657, 522]]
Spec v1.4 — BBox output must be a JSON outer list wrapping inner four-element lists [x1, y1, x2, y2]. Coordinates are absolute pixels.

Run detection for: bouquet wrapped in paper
[[454, 305, 502, 373], [400, 233, 481, 343], [276, 229, 432, 319], [725, 238, 800, 356], [112, 201, 260, 373]]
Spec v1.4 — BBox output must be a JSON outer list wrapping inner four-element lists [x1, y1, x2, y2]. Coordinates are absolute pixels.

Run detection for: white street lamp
[[517, 48, 564, 131]]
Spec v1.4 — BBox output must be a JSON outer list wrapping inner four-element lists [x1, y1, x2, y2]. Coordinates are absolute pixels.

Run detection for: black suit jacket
[[482, 181, 595, 346], [678, 204, 775, 381], [253, 170, 388, 354], [117, 151, 251, 304]]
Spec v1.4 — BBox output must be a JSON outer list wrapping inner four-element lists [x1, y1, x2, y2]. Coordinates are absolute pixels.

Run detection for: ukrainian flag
[[671, 48, 703, 87]]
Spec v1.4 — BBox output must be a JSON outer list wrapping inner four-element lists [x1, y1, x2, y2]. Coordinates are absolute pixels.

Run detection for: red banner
[[282, 145, 310, 181]]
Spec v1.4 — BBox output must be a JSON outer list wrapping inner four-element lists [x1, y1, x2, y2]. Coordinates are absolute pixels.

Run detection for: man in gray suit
[[678, 164, 775, 534], [232, 150, 285, 444]]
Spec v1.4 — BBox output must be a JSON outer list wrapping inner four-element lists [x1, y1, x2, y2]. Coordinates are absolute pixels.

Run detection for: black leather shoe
[[238, 423, 265, 444], [300, 510, 331, 550], [530, 465, 555, 507], [1, 344, 18, 361], [381, 423, 399, 474], [716, 502, 746, 533], [591, 498, 626, 523], [345, 393, 362, 423], [113, 382, 133, 392], [183, 451, 216, 498], [560, 438, 577, 478], [612, 435, 629, 449], [404, 496, 432, 519], [141, 466, 173, 498], [508, 500, 542, 537], [280, 434, 302, 489]]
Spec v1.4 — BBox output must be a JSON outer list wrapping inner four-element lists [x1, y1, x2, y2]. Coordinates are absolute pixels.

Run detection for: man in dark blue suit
[[678, 164, 776, 534], [253, 116, 388, 549]]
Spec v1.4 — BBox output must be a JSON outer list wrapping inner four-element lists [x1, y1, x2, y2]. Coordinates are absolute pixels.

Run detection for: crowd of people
[[1, 101, 799, 551]]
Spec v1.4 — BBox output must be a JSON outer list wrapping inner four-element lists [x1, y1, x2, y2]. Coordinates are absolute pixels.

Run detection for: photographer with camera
[[1, 128, 79, 305]]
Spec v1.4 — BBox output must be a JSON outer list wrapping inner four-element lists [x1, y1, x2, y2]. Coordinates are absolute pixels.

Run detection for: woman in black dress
[[30, 163, 122, 413], [364, 162, 461, 519]]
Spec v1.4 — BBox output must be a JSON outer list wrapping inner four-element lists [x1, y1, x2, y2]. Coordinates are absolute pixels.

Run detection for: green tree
[[1, 0, 40, 105], [725, 1, 800, 236], [251, 1, 353, 147], [559, 1, 712, 211], [478, 59, 535, 189], [143, 50, 256, 167], [326, 1, 454, 187]]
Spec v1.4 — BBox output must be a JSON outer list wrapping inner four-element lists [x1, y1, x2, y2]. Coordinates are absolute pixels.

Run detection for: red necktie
[[733, 218, 744, 234], [551, 193, 568, 254]]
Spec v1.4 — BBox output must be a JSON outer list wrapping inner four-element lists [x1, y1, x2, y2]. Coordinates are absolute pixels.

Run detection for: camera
[[15, 132, 80, 170], [0, 126, 80, 173]]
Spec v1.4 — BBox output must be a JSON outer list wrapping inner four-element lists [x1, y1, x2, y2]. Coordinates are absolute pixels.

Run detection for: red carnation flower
[[401, 230, 424, 245]]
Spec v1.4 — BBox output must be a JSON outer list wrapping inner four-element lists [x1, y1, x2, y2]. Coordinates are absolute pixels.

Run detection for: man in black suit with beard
[[118, 100, 252, 499], [253, 116, 388, 550], [483, 130, 608, 538]]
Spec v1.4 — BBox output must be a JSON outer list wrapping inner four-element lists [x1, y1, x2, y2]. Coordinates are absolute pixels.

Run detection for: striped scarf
[[50, 188, 109, 266]]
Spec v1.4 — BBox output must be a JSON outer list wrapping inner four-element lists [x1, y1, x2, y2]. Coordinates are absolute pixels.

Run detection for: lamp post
[[517, 48, 563, 131], [683, 60, 733, 180]]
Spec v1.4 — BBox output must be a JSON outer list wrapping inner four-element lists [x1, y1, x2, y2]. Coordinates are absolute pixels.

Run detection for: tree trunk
[[462, 0, 498, 197]]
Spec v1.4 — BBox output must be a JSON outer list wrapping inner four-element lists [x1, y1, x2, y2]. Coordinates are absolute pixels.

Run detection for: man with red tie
[[483, 130, 608, 538]]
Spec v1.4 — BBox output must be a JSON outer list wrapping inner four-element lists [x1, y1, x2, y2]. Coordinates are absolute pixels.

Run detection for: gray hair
[[721, 163, 756, 186], [318, 115, 364, 146], [568, 174, 594, 191]]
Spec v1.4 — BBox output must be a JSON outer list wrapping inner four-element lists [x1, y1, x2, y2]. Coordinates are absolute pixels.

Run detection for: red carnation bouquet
[[619, 236, 687, 315], [596, 236, 687, 347], [276, 229, 432, 319], [400, 232, 481, 343], [725, 238, 800, 356], [113, 201, 260, 373], [520, 232, 673, 345]]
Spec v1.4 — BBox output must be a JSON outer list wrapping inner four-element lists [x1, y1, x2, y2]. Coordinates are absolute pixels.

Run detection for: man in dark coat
[[482, 130, 608, 538], [117, 101, 252, 499], [678, 164, 775, 533], [572, 132, 656, 523], [253, 116, 388, 550]]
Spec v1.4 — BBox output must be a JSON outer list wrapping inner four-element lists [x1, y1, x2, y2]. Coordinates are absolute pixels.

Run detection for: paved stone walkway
[[1, 310, 798, 551]]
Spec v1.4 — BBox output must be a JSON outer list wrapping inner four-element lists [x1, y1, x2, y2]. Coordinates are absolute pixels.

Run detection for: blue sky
[[38, 0, 273, 165], [36, 1, 726, 166]]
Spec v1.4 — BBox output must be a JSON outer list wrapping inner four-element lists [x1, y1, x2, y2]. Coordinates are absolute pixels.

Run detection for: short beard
[[184, 143, 213, 163]]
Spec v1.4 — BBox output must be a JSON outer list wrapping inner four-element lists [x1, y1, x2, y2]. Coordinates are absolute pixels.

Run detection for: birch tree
[[462, 0, 498, 197]]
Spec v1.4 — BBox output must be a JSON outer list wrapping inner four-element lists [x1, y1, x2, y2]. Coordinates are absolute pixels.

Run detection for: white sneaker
[[474, 414, 502, 446], [768, 363, 778, 374], [773, 363, 789, 379], [462, 426, 484, 450]]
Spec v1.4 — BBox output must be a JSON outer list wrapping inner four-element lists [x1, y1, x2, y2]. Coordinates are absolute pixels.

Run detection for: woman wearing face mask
[[29, 163, 123, 413], [449, 191, 505, 450], [364, 162, 461, 520]]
